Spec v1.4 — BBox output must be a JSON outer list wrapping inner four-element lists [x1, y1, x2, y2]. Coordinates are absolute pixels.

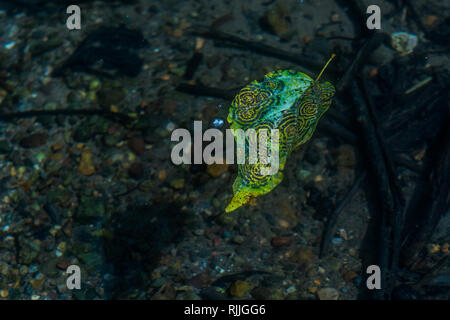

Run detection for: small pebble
[[339, 228, 348, 240], [56, 260, 70, 270], [271, 236, 292, 247], [343, 270, 358, 282], [0, 290, 8, 298], [212, 118, 224, 128], [158, 170, 167, 181], [330, 13, 340, 22], [19, 132, 48, 148], [195, 37, 205, 51], [423, 15, 438, 27], [187, 273, 210, 289], [428, 243, 440, 254], [56, 242, 67, 253], [30, 273, 45, 290], [19, 265, 28, 275], [308, 287, 318, 294], [128, 137, 146, 155], [391, 31, 418, 55], [286, 285, 296, 294], [128, 162, 144, 179], [4, 41, 15, 50], [289, 246, 315, 266], [169, 178, 185, 189], [229, 280, 251, 298], [317, 287, 339, 300], [277, 218, 290, 228], [165, 122, 176, 132], [78, 148, 95, 176], [206, 163, 228, 178]]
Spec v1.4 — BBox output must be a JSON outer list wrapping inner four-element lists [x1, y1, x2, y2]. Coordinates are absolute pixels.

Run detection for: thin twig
[[320, 172, 366, 258], [188, 26, 335, 75], [0, 108, 134, 125], [336, 32, 387, 91], [351, 80, 405, 300]]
